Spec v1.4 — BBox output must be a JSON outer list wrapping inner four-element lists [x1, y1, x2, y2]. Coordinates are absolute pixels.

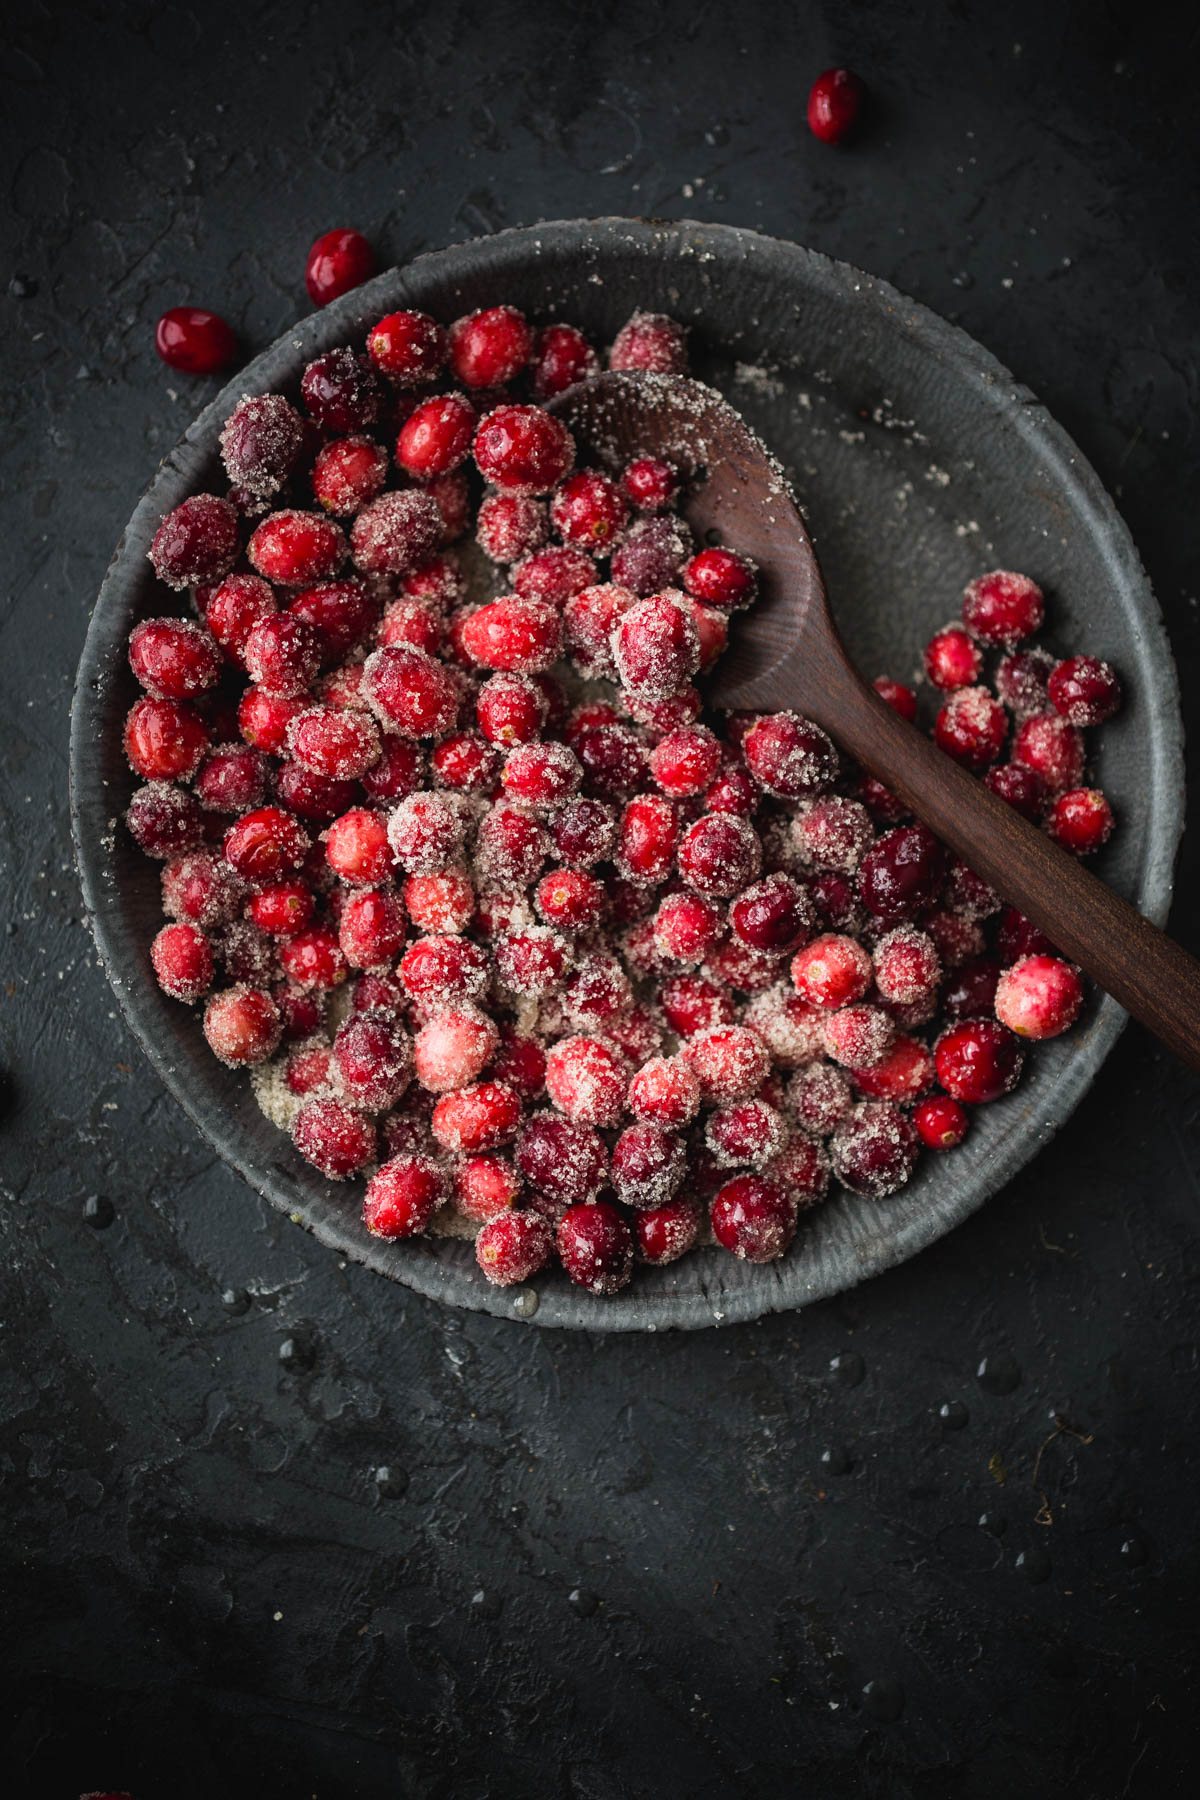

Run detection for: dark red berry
[[710, 1174, 796, 1262], [857, 823, 945, 923], [294, 1098, 376, 1179], [1047, 787, 1114, 854], [367, 309, 448, 385], [829, 1101, 919, 1197], [305, 228, 375, 306], [448, 305, 532, 388], [531, 323, 599, 398], [557, 1201, 633, 1295], [807, 67, 866, 144], [1048, 655, 1122, 727], [300, 346, 383, 434], [609, 312, 688, 375], [935, 1019, 1024, 1103], [155, 306, 237, 375], [149, 495, 240, 590], [961, 570, 1044, 647]]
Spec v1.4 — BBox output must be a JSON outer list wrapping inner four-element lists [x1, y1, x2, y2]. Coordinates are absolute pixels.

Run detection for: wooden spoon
[[549, 371, 1200, 1072]]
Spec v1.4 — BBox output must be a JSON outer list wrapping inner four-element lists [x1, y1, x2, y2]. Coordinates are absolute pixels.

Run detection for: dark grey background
[[3, 1, 1198, 1795]]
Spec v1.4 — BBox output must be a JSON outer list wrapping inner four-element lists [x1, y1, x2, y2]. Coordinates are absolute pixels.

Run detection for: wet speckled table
[[3, 2, 1199, 1794]]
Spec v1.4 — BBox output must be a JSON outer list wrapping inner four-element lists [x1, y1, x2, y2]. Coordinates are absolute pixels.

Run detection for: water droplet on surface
[[976, 1355, 1021, 1395], [445, 1340, 471, 1369], [821, 1446, 852, 1475], [568, 1586, 599, 1617], [939, 1400, 969, 1429], [978, 1510, 1007, 1537], [830, 1351, 865, 1388], [470, 1588, 502, 1618], [951, 270, 974, 290], [511, 1287, 539, 1319], [704, 123, 730, 146], [862, 1676, 905, 1721], [278, 1334, 313, 1368], [374, 1465, 408, 1498], [1015, 1545, 1051, 1584], [82, 1194, 114, 1229], [9, 275, 36, 298], [1120, 1535, 1147, 1567], [222, 1287, 250, 1315]]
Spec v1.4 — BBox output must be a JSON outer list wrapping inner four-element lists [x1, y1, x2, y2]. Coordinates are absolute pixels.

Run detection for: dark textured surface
[[71, 218, 1183, 1330], [3, 0, 1200, 1793]]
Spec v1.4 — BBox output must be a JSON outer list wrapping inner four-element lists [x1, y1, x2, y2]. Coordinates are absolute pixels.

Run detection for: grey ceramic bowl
[[70, 217, 1183, 1332]]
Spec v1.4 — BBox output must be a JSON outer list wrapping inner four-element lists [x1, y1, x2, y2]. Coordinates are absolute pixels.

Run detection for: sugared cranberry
[[1048, 655, 1122, 727], [403, 869, 474, 935], [128, 618, 222, 701], [248, 880, 314, 938], [461, 596, 562, 673], [367, 309, 448, 385], [396, 392, 477, 478], [275, 760, 359, 822], [325, 807, 394, 884], [476, 1209, 554, 1284], [290, 1098, 375, 1180], [610, 1122, 685, 1208], [1047, 786, 1114, 854], [934, 1019, 1024, 1102], [273, 983, 329, 1042], [514, 544, 599, 606], [413, 1006, 498, 1093], [705, 764, 758, 817], [706, 1098, 786, 1170], [648, 725, 721, 797], [659, 974, 736, 1038], [288, 705, 380, 780], [996, 905, 1055, 964], [304, 228, 375, 306], [563, 582, 636, 678], [350, 489, 442, 577], [924, 624, 982, 690], [453, 1153, 522, 1223], [961, 569, 1044, 647], [740, 987, 824, 1067], [858, 823, 945, 923], [636, 1198, 702, 1265], [677, 813, 762, 898], [360, 733, 424, 803], [150, 494, 240, 591], [984, 762, 1046, 822], [711, 1174, 796, 1262], [224, 806, 309, 884], [921, 907, 985, 969], [806, 67, 866, 144], [155, 304, 238, 374], [362, 1153, 448, 1240], [763, 1133, 830, 1207], [994, 954, 1083, 1040], [336, 886, 406, 968], [914, 1093, 969, 1151], [622, 456, 679, 514], [150, 921, 214, 1002], [333, 1011, 413, 1110], [474, 671, 546, 748], [613, 593, 699, 700], [873, 676, 918, 722], [203, 983, 281, 1066], [654, 891, 723, 962], [1012, 711, 1085, 794], [300, 346, 383, 434], [611, 515, 694, 597], [858, 775, 909, 825], [557, 1201, 633, 1295], [489, 1025, 547, 1098], [432, 1080, 521, 1153], [609, 311, 689, 375], [473, 404, 574, 494], [872, 925, 940, 1005], [823, 1002, 895, 1070], [786, 1061, 854, 1136], [562, 952, 631, 1028], [311, 435, 389, 515], [743, 712, 837, 799], [995, 646, 1054, 717], [431, 731, 500, 793], [448, 305, 532, 388], [400, 932, 489, 1003], [790, 933, 872, 1009], [236, 687, 301, 756], [123, 697, 209, 782], [934, 686, 1008, 771], [853, 1034, 935, 1102], [550, 796, 617, 869], [274, 924, 346, 990], [240, 613, 321, 697], [426, 469, 471, 545], [219, 395, 302, 499], [362, 645, 459, 739], [550, 470, 629, 550], [939, 954, 999, 1021], [794, 796, 873, 874], [248, 510, 347, 588], [543, 1032, 629, 1128], [531, 322, 599, 398], [535, 868, 608, 933], [682, 546, 757, 610], [474, 804, 551, 885], [683, 1024, 770, 1103], [516, 1112, 607, 1208], [829, 1101, 918, 1197], [161, 850, 244, 927], [729, 873, 813, 956], [476, 493, 549, 564], [502, 741, 581, 810], [284, 1040, 334, 1096]]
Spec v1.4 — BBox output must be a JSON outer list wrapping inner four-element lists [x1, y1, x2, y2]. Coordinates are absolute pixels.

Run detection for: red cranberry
[[626, 1055, 700, 1126], [300, 346, 382, 433], [995, 646, 1054, 717], [324, 807, 393, 885], [238, 687, 302, 754], [476, 493, 549, 564], [659, 973, 736, 1039], [763, 1133, 830, 1207], [155, 304, 237, 374], [609, 311, 689, 375], [935, 1019, 1024, 1102], [934, 686, 1009, 771], [873, 676, 918, 722], [514, 544, 599, 606], [872, 925, 940, 1005], [648, 725, 721, 797], [795, 796, 873, 873], [150, 921, 214, 1002], [705, 934, 782, 996], [335, 887, 404, 969], [490, 1025, 547, 1098], [502, 741, 581, 810], [248, 510, 346, 587], [224, 807, 309, 884], [961, 569, 1044, 647], [557, 1201, 633, 1295], [476, 1210, 554, 1284], [473, 672, 544, 748], [386, 792, 468, 878], [274, 980, 327, 1040], [360, 734, 424, 803], [654, 891, 723, 962], [311, 435, 389, 515], [984, 762, 1046, 822], [550, 796, 617, 869], [924, 624, 982, 690], [544, 1035, 628, 1127], [367, 309, 448, 385], [432, 1080, 521, 1153], [473, 404, 574, 495], [414, 1006, 498, 1092], [333, 1011, 412, 1110], [789, 933, 871, 1008], [994, 954, 1083, 1039], [161, 850, 244, 927], [612, 797, 675, 889], [940, 955, 1000, 1021], [448, 305, 532, 388], [808, 870, 862, 932], [684, 1024, 770, 1102], [829, 1100, 918, 1197], [362, 1154, 447, 1240], [1048, 655, 1122, 727], [682, 546, 757, 610], [532, 866, 605, 932], [403, 870, 474, 935], [150, 494, 240, 590], [426, 469, 471, 544], [705, 764, 758, 816], [996, 905, 1056, 964], [516, 1111, 607, 1208], [395, 392, 477, 478], [1012, 711, 1085, 793], [350, 489, 442, 576], [677, 813, 762, 898], [611, 516, 694, 597], [853, 1034, 935, 1102], [531, 322, 599, 398], [807, 67, 866, 144], [823, 1002, 895, 1070], [400, 932, 488, 1003], [711, 1174, 796, 1262], [287, 705, 380, 781], [1047, 787, 1114, 855], [610, 1122, 685, 1209], [294, 1098, 376, 1179], [203, 983, 281, 1065], [248, 880, 314, 939], [858, 775, 909, 825], [294, 580, 379, 661], [279, 926, 348, 990], [206, 574, 278, 665], [460, 596, 562, 673], [613, 593, 699, 699], [744, 713, 837, 798], [131, 620, 222, 709], [474, 804, 551, 885], [858, 823, 945, 923], [914, 1093, 969, 1151], [563, 582, 636, 678], [563, 952, 631, 1028], [123, 697, 208, 782], [706, 1098, 786, 1170], [430, 731, 499, 793], [636, 1198, 702, 1265], [240, 613, 320, 696], [622, 456, 679, 513], [453, 1153, 522, 1223], [550, 470, 628, 549], [305, 228, 375, 306], [729, 873, 813, 955], [786, 1062, 853, 1136], [363, 645, 459, 738], [274, 761, 358, 822]]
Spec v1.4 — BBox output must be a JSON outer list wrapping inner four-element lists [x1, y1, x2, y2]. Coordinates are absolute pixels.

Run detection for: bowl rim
[[69, 215, 1185, 1332]]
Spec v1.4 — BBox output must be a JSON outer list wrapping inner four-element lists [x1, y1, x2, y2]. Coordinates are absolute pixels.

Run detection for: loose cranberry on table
[[305, 228, 376, 306], [806, 67, 866, 144], [155, 305, 237, 374]]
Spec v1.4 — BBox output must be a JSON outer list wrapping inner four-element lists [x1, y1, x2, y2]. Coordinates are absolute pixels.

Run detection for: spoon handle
[[811, 656, 1200, 1073]]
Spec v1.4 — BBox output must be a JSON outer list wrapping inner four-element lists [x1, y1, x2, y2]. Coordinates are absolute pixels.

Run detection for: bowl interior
[[70, 218, 1183, 1331]]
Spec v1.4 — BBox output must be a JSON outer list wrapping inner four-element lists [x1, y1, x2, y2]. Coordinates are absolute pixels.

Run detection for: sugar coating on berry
[[829, 1102, 919, 1198], [414, 1006, 500, 1091], [786, 1061, 854, 1136], [557, 1201, 634, 1294], [294, 1098, 377, 1180], [872, 925, 941, 1005], [544, 1035, 628, 1127], [706, 1098, 786, 1170], [364, 1154, 446, 1236], [517, 1111, 607, 1208], [475, 1209, 553, 1284], [612, 1122, 687, 1209], [743, 712, 837, 799], [609, 312, 689, 375], [710, 1174, 796, 1262], [793, 796, 873, 874], [612, 591, 700, 701], [220, 394, 304, 496], [203, 984, 282, 1066], [684, 1024, 770, 1102], [350, 490, 442, 576], [741, 986, 825, 1069], [994, 954, 1084, 1040], [961, 570, 1044, 647], [150, 495, 240, 590]]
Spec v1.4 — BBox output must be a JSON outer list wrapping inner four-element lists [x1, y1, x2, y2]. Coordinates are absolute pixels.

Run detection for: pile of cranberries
[[125, 293, 1120, 1299]]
